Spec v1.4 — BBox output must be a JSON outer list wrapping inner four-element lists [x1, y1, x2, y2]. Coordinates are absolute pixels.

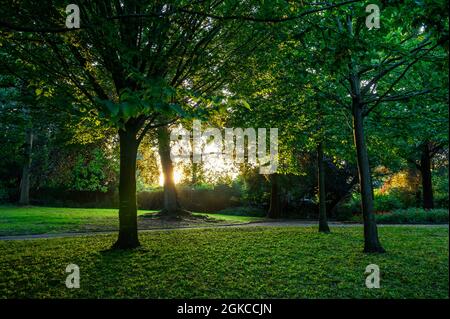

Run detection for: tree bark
[[317, 142, 330, 233], [420, 142, 434, 209], [267, 173, 281, 218], [157, 125, 182, 217], [19, 129, 33, 205], [191, 162, 199, 186], [113, 127, 140, 249], [352, 105, 385, 253]]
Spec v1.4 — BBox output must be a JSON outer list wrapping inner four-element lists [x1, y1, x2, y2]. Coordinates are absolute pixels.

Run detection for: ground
[[0, 226, 448, 298], [0, 206, 448, 299]]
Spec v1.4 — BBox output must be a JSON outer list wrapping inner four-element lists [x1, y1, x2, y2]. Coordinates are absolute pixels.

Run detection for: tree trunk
[[19, 129, 33, 205], [352, 105, 385, 253], [317, 142, 330, 233], [267, 173, 281, 218], [157, 126, 182, 217], [420, 143, 434, 209], [191, 162, 198, 185], [113, 128, 140, 249]]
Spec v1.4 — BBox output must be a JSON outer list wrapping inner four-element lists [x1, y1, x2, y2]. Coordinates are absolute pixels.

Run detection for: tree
[[290, 2, 447, 252], [234, 1, 447, 250], [157, 124, 185, 217], [18, 127, 33, 205], [366, 58, 448, 210], [317, 142, 330, 233], [1, 0, 276, 248]]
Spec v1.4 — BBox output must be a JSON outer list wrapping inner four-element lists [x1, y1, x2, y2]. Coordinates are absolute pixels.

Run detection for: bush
[[335, 208, 354, 221], [373, 192, 404, 211], [216, 206, 266, 217], [337, 189, 414, 221], [375, 208, 449, 224], [336, 193, 360, 221], [435, 194, 449, 209], [339, 190, 408, 216], [433, 170, 449, 209], [0, 183, 9, 203], [30, 188, 118, 208], [137, 189, 163, 210], [137, 184, 241, 212]]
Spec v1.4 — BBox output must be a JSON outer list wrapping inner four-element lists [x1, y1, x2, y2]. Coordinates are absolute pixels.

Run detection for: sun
[[159, 170, 183, 186]]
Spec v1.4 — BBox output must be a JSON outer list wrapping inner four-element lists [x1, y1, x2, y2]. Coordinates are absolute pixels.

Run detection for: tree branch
[[0, 20, 82, 33]]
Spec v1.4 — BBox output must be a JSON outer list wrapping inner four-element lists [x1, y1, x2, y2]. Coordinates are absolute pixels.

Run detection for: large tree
[[366, 58, 448, 209], [290, 2, 447, 252], [1, 0, 360, 248]]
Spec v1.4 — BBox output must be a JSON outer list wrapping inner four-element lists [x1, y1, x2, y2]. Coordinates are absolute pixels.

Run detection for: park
[[0, 0, 448, 300]]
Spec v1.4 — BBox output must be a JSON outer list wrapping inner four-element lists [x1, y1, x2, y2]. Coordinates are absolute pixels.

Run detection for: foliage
[[39, 144, 118, 193], [136, 136, 160, 190], [374, 208, 449, 224], [434, 169, 449, 208], [137, 184, 242, 213], [70, 148, 113, 192], [338, 188, 417, 218], [374, 193, 405, 212], [335, 204, 356, 221], [0, 182, 9, 203], [216, 206, 266, 217]]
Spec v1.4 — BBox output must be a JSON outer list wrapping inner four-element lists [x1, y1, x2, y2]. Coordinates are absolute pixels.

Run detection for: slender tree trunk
[[317, 142, 330, 233], [19, 129, 33, 205], [352, 105, 385, 253], [346, 14, 383, 252], [157, 126, 182, 217], [267, 173, 281, 218], [420, 142, 434, 209], [191, 162, 198, 186], [113, 128, 140, 249]]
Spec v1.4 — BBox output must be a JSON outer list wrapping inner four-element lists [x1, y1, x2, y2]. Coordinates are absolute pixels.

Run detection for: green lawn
[[0, 206, 263, 236], [0, 226, 447, 298]]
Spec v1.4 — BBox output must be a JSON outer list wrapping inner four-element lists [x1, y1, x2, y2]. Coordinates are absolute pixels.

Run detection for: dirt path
[[0, 220, 447, 241]]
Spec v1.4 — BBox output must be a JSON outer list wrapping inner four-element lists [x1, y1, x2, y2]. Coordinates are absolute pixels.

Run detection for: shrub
[[216, 206, 266, 217], [373, 192, 404, 211], [0, 183, 9, 203], [336, 194, 360, 221], [433, 170, 449, 209], [435, 194, 449, 209], [335, 208, 354, 221], [375, 208, 449, 224], [137, 188, 163, 210], [341, 190, 410, 214], [30, 188, 118, 208], [137, 184, 241, 212], [336, 189, 415, 221]]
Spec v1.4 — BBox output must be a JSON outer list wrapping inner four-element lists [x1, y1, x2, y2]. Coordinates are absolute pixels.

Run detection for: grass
[[0, 206, 263, 236], [0, 226, 447, 298]]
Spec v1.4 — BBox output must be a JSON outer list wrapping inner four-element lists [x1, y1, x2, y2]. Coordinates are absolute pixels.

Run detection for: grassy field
[[0, 206, 263, 236], [0, 226, 447, 298]]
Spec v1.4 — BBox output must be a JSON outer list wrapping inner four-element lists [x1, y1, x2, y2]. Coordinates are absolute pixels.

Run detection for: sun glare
[[159, 170, 183, 186]]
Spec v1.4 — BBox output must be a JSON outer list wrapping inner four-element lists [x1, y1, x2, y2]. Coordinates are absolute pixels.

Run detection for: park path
[[0, 220, 447, 241]]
